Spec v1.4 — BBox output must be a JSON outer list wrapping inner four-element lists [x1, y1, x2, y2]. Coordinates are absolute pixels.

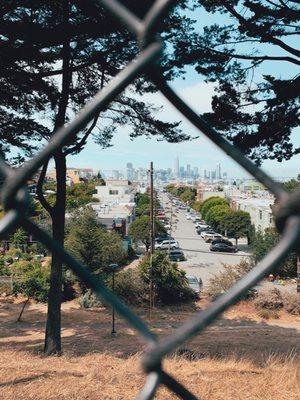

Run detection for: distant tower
[[126, 162, 134, 181], [186, 164, 191, 177], [174, 156, 179, 177], [217, 163, 222, 180]]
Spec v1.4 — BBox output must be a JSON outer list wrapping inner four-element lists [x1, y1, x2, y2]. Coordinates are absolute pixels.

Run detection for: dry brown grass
[[0, 349, 299, 400], [0, 297, 299, 399]]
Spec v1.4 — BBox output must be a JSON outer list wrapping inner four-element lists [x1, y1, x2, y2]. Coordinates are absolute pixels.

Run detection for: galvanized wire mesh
[[1, 1, 300, 399]]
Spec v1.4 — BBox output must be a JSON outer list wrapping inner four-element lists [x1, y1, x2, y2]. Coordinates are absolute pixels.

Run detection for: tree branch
[[64, 111, 100, 155], [36, 161, 54, 215], [224, 3, 300, 58]]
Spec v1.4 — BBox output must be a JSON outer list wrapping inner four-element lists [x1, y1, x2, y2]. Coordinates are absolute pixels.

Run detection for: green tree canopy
[[221, 210, 252, 244], [172, 0, 300, 164], [129, 216, 166, 251], [251, 228, 297, 277], [201, 197, 228, 220], [139, 251, 196, 304], [66, 207, 127, 290], [205, 204, 231, 232], [180, 189, 196, 204]]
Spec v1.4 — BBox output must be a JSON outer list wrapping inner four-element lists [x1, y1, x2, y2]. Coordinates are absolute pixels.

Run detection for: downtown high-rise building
[[174, 156, 179, 177]]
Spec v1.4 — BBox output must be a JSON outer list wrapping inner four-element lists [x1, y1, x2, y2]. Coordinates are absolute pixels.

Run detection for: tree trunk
[[44, 151, 66, 355]]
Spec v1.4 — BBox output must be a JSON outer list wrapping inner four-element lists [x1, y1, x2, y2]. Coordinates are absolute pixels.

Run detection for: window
[[109, 189, 119, 195], [259, 210, 263, 220], [269, 214, 273, 224]]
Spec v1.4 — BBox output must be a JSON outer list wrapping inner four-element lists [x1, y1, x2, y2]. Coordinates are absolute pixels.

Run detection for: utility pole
[[149, 162, 154, 311]]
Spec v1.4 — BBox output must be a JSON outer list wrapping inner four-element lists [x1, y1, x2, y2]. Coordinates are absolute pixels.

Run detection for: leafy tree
[[10, 228, 28, 250], [65, 207, 127, 290], [221, 210, 252, 245], [172, 0, 300, 163], [165, 184, 176, 194], [251, 228, 297, 277], [136, 203, 150, 217], [205, 204, 230, 232], [129, 216, 166, 252], [139, 251, 196, 305], [283, 177, 300, 192], [192, 200, 202, 213], [180, 189, 196, 204], [201, 197, 228, 219], [0, 1, 194, 354]]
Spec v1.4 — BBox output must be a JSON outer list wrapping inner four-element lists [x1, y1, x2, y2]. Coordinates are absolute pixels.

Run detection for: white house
[[230, 197, 274, 232], [93, 180, 135, 205]]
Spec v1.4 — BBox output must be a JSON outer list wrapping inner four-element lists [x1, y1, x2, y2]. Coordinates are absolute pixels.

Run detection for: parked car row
[[187, 212, 239, 253]]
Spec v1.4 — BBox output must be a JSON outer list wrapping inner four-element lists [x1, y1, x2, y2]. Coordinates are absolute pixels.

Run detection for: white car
[[186, 214, 192, 220], [186, 275, 203, 295], [203, 233, 223, 242], [155, 240, 179, 250], [200, 230, 216, 238]]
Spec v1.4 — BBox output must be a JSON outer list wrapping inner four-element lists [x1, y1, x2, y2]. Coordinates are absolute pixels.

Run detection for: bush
[[257, 309, 279, 320], [139, 252, 196, 305], [206, 259, 253, 299], [78, 289, 103, 308], [282, 293, 300, 315], [113, 269, 148, 305], [254, 288, 283, 310], [12, 261, 50, 302], [251, 228, 297, 277]]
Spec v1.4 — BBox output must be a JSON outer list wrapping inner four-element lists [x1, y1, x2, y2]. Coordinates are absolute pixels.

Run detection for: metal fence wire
[[0, 1, 300, 399]]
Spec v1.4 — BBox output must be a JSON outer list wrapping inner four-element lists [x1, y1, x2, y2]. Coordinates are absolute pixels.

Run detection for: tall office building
[[186, 164, 191, 177], [126, 162, 134, 181], [174, 156, 179, 177], [217, 163, 222, 180]]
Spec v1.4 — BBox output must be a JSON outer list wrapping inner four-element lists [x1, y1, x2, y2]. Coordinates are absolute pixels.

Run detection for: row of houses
[[196, 181, 275, 232]]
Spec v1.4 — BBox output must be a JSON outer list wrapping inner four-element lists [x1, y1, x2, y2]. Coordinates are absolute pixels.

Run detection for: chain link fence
[[0, 1, 299, 399]]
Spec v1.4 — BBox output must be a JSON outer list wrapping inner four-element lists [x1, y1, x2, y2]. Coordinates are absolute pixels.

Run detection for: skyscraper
[[217, 163, 222, 180], [174, 156, 179, 177], [186, 164, 191, 177], [126, 162, 134, 181]]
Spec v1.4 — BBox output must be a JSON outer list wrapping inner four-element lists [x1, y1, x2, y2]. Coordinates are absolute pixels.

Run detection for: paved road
[[160, 194, 250, 286]]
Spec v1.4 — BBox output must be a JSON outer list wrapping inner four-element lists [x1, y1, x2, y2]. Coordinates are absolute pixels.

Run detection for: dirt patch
[[0, 297, 299, 399]]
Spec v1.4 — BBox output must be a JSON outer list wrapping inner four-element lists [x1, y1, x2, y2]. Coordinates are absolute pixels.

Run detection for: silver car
[[186, 275, 203, 295]]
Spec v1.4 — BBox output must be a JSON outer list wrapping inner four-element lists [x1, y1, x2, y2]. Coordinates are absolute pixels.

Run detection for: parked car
[[155, 236, 173, 244], [203, 233, 223, 243], [169, 249, 185, 262], [186, 275, 203, 295], [210, 242, 238, 253], [155, 239, 179, 250], [195, 223, 209, 229], [186, 214, 192, 220], [200, 230, 216, 238], [211, 238, 234, 246]]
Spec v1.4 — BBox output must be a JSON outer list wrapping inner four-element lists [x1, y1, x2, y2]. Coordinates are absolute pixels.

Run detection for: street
[[160, 193, 250, 286]]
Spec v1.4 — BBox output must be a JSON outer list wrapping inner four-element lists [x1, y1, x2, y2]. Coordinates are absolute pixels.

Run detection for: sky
[[68, 4, 299, 180]]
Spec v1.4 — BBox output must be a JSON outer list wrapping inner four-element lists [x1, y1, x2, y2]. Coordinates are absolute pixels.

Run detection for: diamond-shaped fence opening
[[1, 1, 300, 399]]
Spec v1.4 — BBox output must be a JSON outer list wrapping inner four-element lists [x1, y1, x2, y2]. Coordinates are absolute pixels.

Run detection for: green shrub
[[139, 252, 196, 305], [282, 293, 300, 315], [254, 288, 283, 310], [113, 269, 148, 305], [78, 289, 102, 308], [251, 228, 297, 277], [13, 261, 50, 302], [206, 259, 253, 299]]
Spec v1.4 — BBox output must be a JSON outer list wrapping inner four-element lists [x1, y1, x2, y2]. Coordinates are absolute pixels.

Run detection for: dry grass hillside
[[0, 297, 299, 400]]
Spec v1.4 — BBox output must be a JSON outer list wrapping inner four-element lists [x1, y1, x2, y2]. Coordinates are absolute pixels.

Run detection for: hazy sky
[[68, 6, 299, 180]]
